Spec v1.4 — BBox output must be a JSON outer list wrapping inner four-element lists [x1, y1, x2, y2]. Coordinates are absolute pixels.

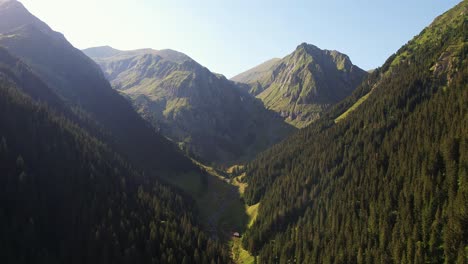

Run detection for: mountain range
[[0, 0, 466, 263], [0, 0, 194, 173], [83, 43, 366, 163], [83, 46, 294, 164]]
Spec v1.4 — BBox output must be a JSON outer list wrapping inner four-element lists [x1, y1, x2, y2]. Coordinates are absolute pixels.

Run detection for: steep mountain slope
[[0, 47, 118, 143], [231, 58, 281, 92], [84, 47, 294, 164], [0, 47, 66, 109], [232, 44, 367, 128], [0, 0, 193, 173], [0, 76, 229, 263], [0, 0, 51, 34], [241, 2, 467, 263]]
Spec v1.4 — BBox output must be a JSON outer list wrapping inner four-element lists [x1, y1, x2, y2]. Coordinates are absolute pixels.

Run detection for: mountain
[[0, 0, 193, 173], [232, 44, 368, 128], [80, 45, 122, 59], [231, 58, 281, 90], [0, 47, 66, 109], [0, 72, 229, 263], [0, 2, 230, 262], [240, 1, 467, 263], [0, 0, 52, 34], [84, 47, 295, 164]]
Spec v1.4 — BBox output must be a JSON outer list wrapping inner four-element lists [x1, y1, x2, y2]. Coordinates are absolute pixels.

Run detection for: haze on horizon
[[19, 0, 461, 78]]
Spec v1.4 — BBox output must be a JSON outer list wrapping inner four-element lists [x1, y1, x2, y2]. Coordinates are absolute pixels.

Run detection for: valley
[[161, 159, 257, 263], [0, 0, 466, 263]]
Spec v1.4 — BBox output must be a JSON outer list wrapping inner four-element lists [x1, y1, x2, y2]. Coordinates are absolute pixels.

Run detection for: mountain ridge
[[232, 42, 368, 128], [0, 0, 196, 173], [0, 0, 62, 38], [85, 47, 295, 164]]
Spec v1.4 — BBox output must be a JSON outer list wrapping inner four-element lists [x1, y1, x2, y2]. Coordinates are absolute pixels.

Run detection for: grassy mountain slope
[[84, 47, 295, 164], [0, 0, 193, 173], [231, 58, 281, 94], [241, 2, 467, 263], [232, 44, 368, 128]]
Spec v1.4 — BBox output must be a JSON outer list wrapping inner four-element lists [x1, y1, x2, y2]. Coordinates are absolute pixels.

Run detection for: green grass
[[390, 50, 410, 68], [163, 98, 190, 117], [230, 172, 260, 228], [231, 58, 280, 86], [232, 173, 248, 196], [335, 91, 372, 123], [231, 237, 256, 264], [195, 159, 229, 179], [246, 203, 260, 228], [166, 161, 257, 263], [164, 161, 249, 238]]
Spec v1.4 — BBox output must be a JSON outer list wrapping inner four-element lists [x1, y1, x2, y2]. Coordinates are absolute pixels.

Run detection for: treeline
[[242, 2, 467, 263], [0, 81, 229, 263]]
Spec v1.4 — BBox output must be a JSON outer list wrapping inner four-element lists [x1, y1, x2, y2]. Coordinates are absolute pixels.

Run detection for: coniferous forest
[[241, 2, 467, 263], [0, 79, 229, 263], [0, 0, 467, 263]]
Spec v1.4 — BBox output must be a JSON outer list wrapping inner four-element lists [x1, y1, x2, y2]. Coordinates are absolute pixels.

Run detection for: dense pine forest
[[0, 78, 229, 263], [241, 2, 467, 263]]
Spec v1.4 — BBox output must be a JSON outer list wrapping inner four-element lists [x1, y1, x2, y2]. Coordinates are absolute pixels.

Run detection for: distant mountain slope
[[80, 45, 122, 59], [231, 58, 281, 91], [0, 0, 193, 173], [0, 76, 229, 263], [241, 1, 467, 263], [84, 47, 295, 164], [232, 44, 367, 128]]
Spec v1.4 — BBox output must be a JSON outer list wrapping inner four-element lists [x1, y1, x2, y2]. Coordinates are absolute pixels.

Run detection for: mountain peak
[[0, 0, 53, 34], [295, 42, 321, 54], [297, 42, 318, 48], [82, 46, 122, 59], [154, 49, 192, 63], [99, 45, 118, 50], [84, 46, 194, 65], [232, 42, 367, 127], [293, 43, 354, 71]]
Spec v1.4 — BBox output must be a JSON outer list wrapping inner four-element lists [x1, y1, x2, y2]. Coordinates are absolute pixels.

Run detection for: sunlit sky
[[20, 0, 461, 78]]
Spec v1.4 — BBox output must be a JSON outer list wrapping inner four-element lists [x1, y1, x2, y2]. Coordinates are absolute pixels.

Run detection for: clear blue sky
[[20, 0, 461, 78]]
